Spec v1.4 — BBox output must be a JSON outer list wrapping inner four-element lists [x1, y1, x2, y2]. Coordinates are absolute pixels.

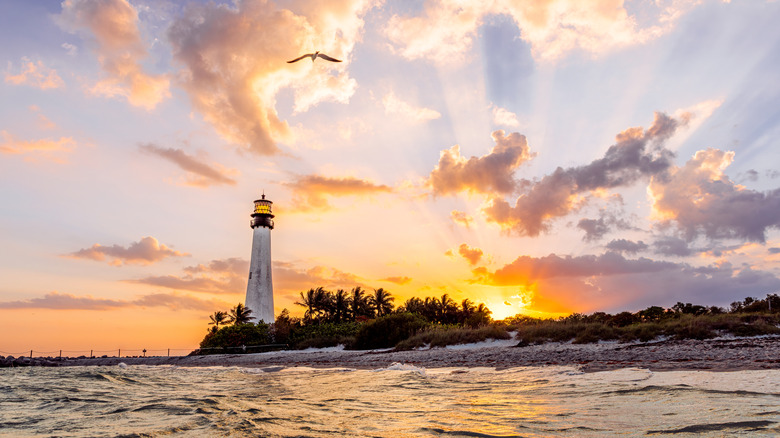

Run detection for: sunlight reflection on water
[[0, 365, 777, 437]]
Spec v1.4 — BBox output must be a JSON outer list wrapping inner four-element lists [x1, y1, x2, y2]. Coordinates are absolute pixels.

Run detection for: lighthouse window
[[249, 272, 252, 279], [254, 203, 272, 214]]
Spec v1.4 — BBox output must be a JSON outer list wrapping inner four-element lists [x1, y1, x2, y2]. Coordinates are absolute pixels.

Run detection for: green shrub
[[619, 323, 663, 342], [351, 313, 430, 350], [199, 323, 271, 350], [287, 321, 361, 349], [573, 324, 618, 344]]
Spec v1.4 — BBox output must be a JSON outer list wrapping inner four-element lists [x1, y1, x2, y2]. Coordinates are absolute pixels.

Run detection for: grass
[[514, 313, 780, 345], [395, 325, 510, 350]]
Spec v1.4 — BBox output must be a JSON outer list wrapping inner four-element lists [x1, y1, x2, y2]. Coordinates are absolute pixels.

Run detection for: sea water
[[0, 364, 777, 437]]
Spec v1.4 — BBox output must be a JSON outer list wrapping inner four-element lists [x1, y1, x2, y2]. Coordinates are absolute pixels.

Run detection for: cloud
[[1, 131, 75, 161], [385, 0, 695, 63], [272, 261, 364, 299], [285, 174, 392, 211], [605, 239, 648, 255], [475, 252, 678, 284], [491, 105, 520, 127], [382, 92, 441, 122], [429, 130, 534, 196], [458, 243, 483, 265], [769, 248, 780, 255], [58, 0, 170, 109], [29, 106, 57, 130], [130, 257, 248, 295], [139, 143, 238, 187], [167, 0, 369, 155], [470, 251, 780, 314], [653, 236, 693, 257], [62, 43, 79, 56], [450, 210, 473, 228], [66, 236, 188, 266], [381, 276, 412, 285], [0, 291, 228, 311], [649, 148, 780, 243], [577, 204, 632, 242], [4, 57, 64, 89], [483, 112, 683, 236]]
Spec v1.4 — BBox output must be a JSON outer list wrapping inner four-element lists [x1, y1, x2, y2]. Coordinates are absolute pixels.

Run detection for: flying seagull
[[287, 51, 342, 63]]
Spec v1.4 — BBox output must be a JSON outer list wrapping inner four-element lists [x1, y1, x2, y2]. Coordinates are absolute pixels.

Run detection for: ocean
[[0, 364, 777, 437]]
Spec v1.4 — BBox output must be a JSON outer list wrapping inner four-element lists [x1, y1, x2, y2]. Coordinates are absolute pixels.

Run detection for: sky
[[2, 0, 780, 353]]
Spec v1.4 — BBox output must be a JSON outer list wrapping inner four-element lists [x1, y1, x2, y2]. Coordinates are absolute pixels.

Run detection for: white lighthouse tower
[[245, 194, 275, 324]]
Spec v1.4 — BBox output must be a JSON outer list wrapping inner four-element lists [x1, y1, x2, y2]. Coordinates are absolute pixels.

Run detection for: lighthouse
[[245, 194, 275, 324]]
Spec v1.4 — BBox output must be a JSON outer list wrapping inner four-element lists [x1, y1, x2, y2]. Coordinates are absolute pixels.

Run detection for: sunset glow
[[2, 0, 780, 353]]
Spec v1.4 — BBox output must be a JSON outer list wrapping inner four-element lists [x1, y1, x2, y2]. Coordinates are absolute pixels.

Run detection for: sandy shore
[[44, 335, 780, 372]]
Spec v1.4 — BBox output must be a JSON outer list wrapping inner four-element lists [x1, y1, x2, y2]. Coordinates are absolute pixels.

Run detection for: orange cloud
[[167, 0, 370, 154], [450, 210, 473, 228], [130, 258, 248, 294], [139, 143, 238, 187], [385, 0, 695, 63], [285, 174, 392, 211], [4, 57, 64, 89], [58, 0, 170, 109], [429, 130, 534, 196], [272, 261, 365, 305], [458, 243, 483, 265], [0, 130, 75, 161], [66, 236, 188, 266], [472, 252, 780, 314], [381, 276, 412, 285], [649, 148, 780, 243], [483, 112, 683, 236], [0, 291, 228, 311]]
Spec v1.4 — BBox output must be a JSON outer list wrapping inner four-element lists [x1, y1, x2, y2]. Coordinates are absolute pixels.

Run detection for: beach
[[12, 335, 779, 372]]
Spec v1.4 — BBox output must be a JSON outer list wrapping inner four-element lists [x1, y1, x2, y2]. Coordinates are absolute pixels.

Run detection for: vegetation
[[509, 295, 780, 345], [396, 325, 510, 350], [200, 322, 271, 351], [198, 292, 780, 354]]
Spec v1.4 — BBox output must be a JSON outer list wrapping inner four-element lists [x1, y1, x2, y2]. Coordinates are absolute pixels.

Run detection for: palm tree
[[474, 303, 491, 316], [369, 288, 395, 317], [331, 289, 350, 323], [313, 287, 334, 321], [439, 294, 458, 324], [229, 303, 253, 325], [423, 296, 440, 322], [459, 298, 475, 324], [401, 297, 424, 314], [350, 286, 373, 320], [208, 310, 229, 332], [296, 288, 318, 322]]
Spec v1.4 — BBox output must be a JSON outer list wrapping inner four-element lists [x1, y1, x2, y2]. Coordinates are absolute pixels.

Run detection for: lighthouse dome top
[[250, 194, 274, 229]]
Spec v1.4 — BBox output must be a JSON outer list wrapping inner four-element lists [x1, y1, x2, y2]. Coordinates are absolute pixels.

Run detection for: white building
[[244, 194, 275, 324]]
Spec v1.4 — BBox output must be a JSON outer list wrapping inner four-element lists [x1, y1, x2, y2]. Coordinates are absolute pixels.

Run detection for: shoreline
[[5, 335, 779, 372]]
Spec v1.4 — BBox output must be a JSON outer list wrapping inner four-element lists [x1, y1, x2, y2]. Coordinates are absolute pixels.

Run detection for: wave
[[373, 362, 428, 376], [646, 420, 776, 434], [604, 384, 779, 397], [420, 427, 524, 437]]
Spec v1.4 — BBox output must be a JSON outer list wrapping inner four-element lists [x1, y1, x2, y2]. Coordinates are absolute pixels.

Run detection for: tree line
[[292, 286, 492, 326]]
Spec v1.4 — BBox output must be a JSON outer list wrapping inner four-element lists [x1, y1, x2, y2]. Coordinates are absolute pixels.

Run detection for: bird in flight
[[287, 51, 342, 63]]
